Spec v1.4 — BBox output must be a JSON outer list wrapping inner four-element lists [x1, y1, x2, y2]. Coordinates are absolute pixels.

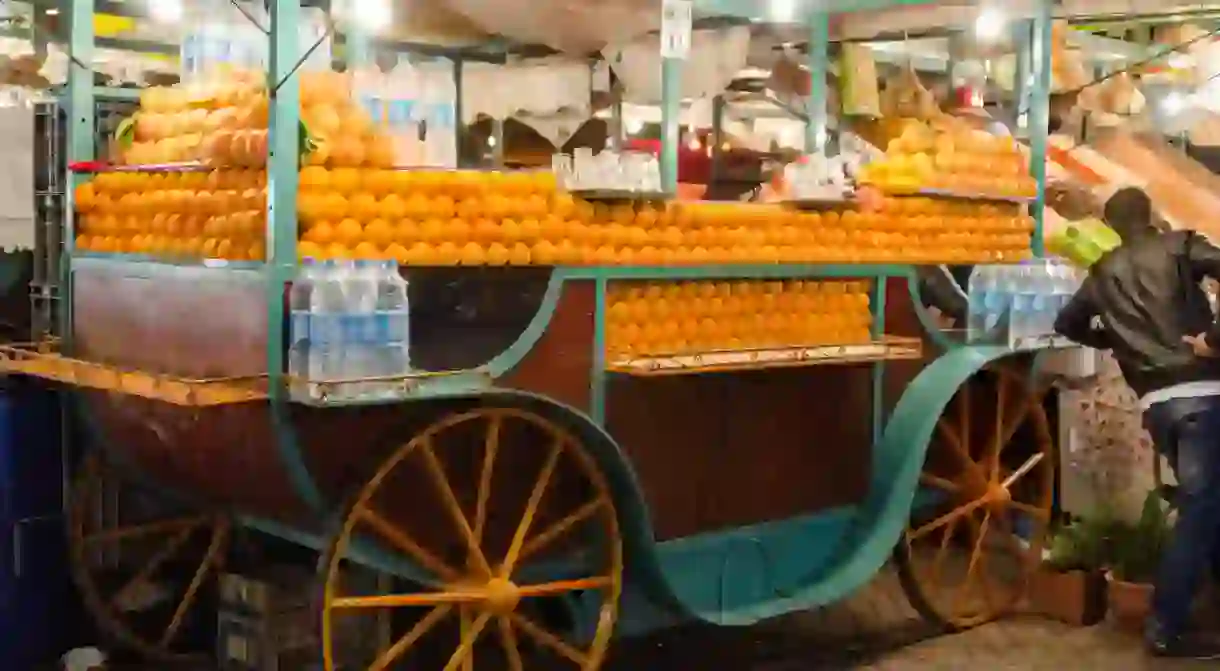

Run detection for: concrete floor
[[109, 565, 1205, 670]]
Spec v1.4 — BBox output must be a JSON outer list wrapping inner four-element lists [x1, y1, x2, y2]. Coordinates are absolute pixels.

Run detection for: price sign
[[660, 0, 693, 60]]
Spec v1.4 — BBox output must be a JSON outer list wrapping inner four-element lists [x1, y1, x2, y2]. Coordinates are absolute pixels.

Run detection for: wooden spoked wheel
[[320, 407, 623, 671], [67, 452, 231, 661], [895, 366, 1055, 630]]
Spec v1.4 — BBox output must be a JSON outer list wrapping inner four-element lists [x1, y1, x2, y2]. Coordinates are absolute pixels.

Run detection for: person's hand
[[1183, 333, 1218, 357]]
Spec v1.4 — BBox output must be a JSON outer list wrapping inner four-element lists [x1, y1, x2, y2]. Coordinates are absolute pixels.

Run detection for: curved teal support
[[906, 272, 963, 353], [484, 270, 565, 378], [271, 403, 325, 512], [632, 344, 1018, 626]]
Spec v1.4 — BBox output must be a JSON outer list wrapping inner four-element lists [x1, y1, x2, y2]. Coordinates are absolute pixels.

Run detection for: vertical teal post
[[267, 0, 302, 394], [62, 0, 96, 346], [1028, 0, 1052, 257], [805, 13, 829, 154], [1013, 21, 1032, 139], [453, 58, 464, 166], [660, 58, 681, 192], [590, 277, 607, 426], [346, 23, 371, 67]]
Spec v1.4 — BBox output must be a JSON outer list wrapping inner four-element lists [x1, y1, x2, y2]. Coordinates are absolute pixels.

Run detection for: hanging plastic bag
[[839, 43, 880, 117]]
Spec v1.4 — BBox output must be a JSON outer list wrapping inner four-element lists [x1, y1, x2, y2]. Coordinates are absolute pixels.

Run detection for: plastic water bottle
[[375, 261, 410, 396], [1021, 261, 1051, 343], [343, 260, 380, 399], [310, 260, 347, 401], [984, 265, 1012, 343], [967, 266, 989, 343], [288, 259, 318, 400]]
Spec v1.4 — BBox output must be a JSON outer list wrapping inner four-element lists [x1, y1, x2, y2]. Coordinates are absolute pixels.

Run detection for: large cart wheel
[[68, 451, 231, 661], [895, 365, 1055, 630], [320, 407, 623, 670]]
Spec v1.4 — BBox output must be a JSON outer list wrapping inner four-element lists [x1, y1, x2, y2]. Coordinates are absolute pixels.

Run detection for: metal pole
[[1014, 21, 1033, 139], [710, 94, 724, 183], [267, 0, 302, 396], [660, 57, 681, 192], [805, 12, 829, 155], [1030, 0, 1053, 257], [453, 58, 464, 167]]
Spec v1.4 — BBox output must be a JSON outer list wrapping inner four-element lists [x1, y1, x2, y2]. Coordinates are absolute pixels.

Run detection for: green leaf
[[113, 116, 136, 150]]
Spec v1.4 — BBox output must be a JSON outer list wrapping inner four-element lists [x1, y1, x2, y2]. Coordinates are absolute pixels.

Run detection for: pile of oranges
[[605, 280, 873, 357], [73, 169, 266, 261], [858, 121, 1037, 199], [125, 68, 390, 169], [72, 165, 1033, 264]]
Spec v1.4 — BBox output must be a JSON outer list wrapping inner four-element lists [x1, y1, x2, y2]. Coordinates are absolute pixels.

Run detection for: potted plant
[[1106, 491, 1172, 631], [1028, 512, 1116, 625]]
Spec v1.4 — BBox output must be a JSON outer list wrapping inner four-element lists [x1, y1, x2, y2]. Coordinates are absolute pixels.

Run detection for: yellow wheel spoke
[[447, 610, 490, 671], [368, 605, 453, 671], [510, 611, 589, 666], [1002, 453, 1044, 490], [517, 576, 612, 598], [1009, 500, 1050, 519], [159, 521, 228, 646], [501, 438, 564, 576], [499, 615, 525, 671], [418, 438, 493, 577], [929, 515, 960, 588], [83, 517, 207, 545], [111, 521, 199, 608], [908, 495, 992, 543], [331, 590, 483, 609], [472, 414, 503, 545], [518, 497, 608, 563], [952, 511, 992, 612], [357, 505, 460, 582], [935, 419, 987, 481], [918, 473, 959, 493]]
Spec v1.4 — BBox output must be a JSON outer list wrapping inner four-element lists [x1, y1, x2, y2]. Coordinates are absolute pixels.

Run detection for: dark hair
[[1103, 187, 1155, 240]]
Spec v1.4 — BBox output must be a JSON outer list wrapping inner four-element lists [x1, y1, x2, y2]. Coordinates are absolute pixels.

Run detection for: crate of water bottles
[[966, 259, 1082, 350], [288, 259, 411, 403]]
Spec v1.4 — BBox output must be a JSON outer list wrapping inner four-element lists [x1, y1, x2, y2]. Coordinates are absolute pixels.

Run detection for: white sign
[[660, 0, 693, 60]]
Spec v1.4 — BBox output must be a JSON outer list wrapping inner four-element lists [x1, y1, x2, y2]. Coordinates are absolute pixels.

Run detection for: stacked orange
[[605, 280, 873, 357], [72, 169, 266, 261], [857, 121, 1037, 198], [128, 68, 390, 170]]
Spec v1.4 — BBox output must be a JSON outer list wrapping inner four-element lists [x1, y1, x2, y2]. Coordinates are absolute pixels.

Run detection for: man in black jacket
[[1054, 187, 1220, 659]]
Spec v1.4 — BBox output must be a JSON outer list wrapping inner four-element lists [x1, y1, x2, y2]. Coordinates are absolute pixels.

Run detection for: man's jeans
[[1144, 394, 1220, 639]]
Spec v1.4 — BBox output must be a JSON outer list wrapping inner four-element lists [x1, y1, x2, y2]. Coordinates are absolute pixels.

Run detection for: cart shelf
[[0, 342, 267, 406], [605, 336, 922, 376]]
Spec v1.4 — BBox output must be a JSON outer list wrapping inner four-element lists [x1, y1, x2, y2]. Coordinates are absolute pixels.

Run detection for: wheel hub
[[482, 577, 521, 615]]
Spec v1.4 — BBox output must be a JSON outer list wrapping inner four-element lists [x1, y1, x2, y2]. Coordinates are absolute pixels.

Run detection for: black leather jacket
[[1054, 230, 1220, 397]]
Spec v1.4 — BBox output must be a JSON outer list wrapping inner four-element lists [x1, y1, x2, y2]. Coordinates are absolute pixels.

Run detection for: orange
[[299, 166, 331, 191], [384, 243, 409, 263], [215, 238, 234, 259], [298, 240, 324, 260], [353, 241, 382, 259], [486, 243, 510, 266], [363, 218, 395, 248], [348, 192, 379, 222], [395, 220, 420, 245], [329, 167, 361, 195], [508, 242, 532, 265], [459, 242, 487, 265], [305, 220, 336, 245], [445, 218, 471, 245], [531, 240, 558, 265], [377, 194, 407, 220], [325, 242, 350, 259], [74, 182, 97, 212], [334, 218, 364, 246]]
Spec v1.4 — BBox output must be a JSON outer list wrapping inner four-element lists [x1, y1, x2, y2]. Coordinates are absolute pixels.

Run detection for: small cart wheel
[[67, 452, 231, 661], [320, 407, 623, 671], [895, 365, 1054, 631]]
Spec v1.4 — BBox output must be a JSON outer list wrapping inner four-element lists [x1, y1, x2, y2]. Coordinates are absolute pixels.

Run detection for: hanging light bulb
[[149, 0, 184, 22], [975, 8, 1006, 42]]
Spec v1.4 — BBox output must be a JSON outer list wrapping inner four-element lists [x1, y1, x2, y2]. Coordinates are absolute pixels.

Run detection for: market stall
[[1, 0, 1086, 667]]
